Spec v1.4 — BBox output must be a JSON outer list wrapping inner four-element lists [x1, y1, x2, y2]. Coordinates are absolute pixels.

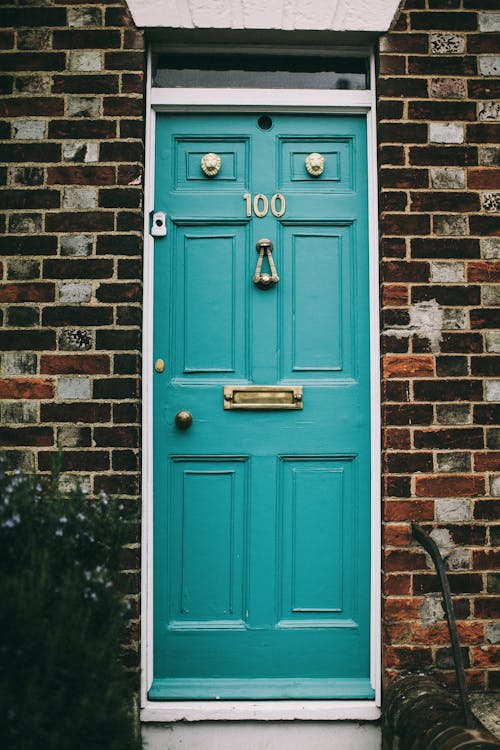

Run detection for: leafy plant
[[0, 455, 142, 750]]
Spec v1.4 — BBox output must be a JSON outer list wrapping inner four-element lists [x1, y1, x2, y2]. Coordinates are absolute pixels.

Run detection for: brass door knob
[[175, 410, 193, 429]]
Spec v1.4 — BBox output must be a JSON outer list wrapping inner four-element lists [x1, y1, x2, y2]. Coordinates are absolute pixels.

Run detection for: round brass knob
[[175, 410, 193, 430]]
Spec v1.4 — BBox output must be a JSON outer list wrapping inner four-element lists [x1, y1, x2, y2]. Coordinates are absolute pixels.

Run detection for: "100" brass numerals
[[243, 193, 286, 218]]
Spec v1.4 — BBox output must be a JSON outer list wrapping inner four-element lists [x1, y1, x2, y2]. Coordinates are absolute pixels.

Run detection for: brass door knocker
[[253, 239, 279, 290]]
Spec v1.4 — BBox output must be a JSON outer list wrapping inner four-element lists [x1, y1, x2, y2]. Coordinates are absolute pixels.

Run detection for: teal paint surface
[[152, 113, 372, 700]]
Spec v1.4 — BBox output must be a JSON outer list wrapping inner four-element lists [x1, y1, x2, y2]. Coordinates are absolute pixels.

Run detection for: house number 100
[[243, 193, 286, 218]]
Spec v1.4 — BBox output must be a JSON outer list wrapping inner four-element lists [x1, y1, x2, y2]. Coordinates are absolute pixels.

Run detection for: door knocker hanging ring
[[253, 238, 279, 290]]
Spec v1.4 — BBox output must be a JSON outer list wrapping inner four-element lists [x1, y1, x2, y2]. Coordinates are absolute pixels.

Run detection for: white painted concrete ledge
[[141, 700, 381, 722], [127, 0, 401, 32]]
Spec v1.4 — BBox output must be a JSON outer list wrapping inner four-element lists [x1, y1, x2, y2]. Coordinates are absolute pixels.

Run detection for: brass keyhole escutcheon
[[155, 358, 165, 373], [253, 239, 279, 290], [175, 410, 193, 430]]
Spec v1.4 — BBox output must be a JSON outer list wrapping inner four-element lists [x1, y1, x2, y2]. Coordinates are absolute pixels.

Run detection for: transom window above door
[[152, 51, 370, 90]]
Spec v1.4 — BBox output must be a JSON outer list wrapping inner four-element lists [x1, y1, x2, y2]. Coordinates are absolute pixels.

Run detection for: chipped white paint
[[431, 261, 465, 283], [479, 12, 500, 32], [485, 380, 500, 402], [486, 622, 500, 645], [127, 0, 401, 31], [57, 377, 91, 400], [482, 237, 500, 259], [384, 299, 443, 352], [63, 142, 99, 163], [486, 332, 500, 353], [59, 282, 92, 304], [447, 548, 471, 571], [429, 528, 454, 559], [436, 498, 472, 524], [429, 122, 464, 144], [420, 594, 445, 625]]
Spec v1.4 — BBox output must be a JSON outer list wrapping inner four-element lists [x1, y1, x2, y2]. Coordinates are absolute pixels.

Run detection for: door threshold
[[141, 698, 381, 722]]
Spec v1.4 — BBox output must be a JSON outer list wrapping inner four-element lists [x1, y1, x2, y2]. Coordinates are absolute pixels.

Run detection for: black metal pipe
[[411, 522, 475, 729]]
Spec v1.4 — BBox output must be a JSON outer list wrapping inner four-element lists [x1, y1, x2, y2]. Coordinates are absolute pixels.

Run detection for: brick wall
[[0, 0, 145, 667], [379, 0, 499, 691], [0, 0, 498, 696]]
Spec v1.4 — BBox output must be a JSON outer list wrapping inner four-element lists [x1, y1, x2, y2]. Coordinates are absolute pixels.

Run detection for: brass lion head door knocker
[[253, 238, 279, 290]]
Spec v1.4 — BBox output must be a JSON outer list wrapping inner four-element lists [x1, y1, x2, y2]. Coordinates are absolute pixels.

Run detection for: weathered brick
[[0, 379, 54, 400], [41, 402, 110, 424]]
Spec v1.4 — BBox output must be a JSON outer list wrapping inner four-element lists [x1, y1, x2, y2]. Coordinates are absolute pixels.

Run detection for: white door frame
[[141, 47, 381, 722]]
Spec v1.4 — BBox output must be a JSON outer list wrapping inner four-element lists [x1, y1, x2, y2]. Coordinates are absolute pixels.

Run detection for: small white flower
[[55, 528, 63, 537]]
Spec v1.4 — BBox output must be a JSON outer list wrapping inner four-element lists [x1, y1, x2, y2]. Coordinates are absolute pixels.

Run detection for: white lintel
[[127, 0, 402, 33]]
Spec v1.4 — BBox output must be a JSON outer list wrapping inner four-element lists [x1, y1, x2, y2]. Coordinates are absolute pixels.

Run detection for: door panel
[[152, 113, 372, 700]]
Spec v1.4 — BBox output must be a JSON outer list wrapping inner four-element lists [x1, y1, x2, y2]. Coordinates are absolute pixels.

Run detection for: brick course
[[379, 0, 499, 691], [0, 0, 144, 667]]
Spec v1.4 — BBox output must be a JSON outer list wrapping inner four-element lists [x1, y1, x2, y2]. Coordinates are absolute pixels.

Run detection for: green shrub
[[0, 455, 142, 750]]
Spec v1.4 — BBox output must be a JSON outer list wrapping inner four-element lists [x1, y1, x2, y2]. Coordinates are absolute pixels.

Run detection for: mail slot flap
[[223, 385, 303, 410]]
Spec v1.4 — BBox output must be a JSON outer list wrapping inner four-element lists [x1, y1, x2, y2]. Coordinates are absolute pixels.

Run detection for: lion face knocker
[[305, 152, 325, 177], [201, 152, 222, 177]]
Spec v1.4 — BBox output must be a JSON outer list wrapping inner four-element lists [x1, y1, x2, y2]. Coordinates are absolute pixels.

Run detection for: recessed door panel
[[173, 137, 249, 189], [279, 137, 354, 189], [167, 459, 248, 628], [153, 113, 372, 700], [171, 223, 248, 378]]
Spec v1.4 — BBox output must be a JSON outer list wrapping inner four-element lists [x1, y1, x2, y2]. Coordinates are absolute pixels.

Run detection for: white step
[[143, 721, 381, 750]]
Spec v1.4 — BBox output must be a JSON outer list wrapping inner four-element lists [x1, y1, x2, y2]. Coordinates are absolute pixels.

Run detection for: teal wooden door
[[151, 113, 373, 700]]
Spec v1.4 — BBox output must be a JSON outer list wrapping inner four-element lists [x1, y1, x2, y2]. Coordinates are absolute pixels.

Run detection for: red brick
[[382, 261, 430, 282], [415, 428, 484, 449], [384, 500, 435, 522], [0, 52, 66, 71], [47, 166, 116, 186], [411, 623, 449, 645], [410, 191, 480, 212], [384, 355, 434, 379], [409, 11, 477, 30], [467, 123, 500, 144], [473, 550, 500, 570], [384, 452, 433, 473], [38, 450, 110, 472], [385, 646, 433, 669], [384, 574, 412, 595], [0, 427, 53, 447], [472, 647, 500, 668], [467, 261, 500, 283], [0, 283, 55, 303], [384, 621, 412, 644], [385, 549, 428, 572], [382, 213, 431, 235], [0, 378, 54, 399], [457, 622, 485, 645], [40, 355, 110, 375], [41, 403, 110, 424], [475, 598, 500, 619], [467, 169, 500, 190], [474, 452, 500, 472], [380, 168, 429, 188], [415, 475, 485, 498], [468, 33, 500, 54], [53, 30, 121, 49], [384, 598, 422, 622], [382, 285, 409, 306], [384, 428, 411, 450], [409, 100, 476, 121], [45, 212, 114, 233]]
